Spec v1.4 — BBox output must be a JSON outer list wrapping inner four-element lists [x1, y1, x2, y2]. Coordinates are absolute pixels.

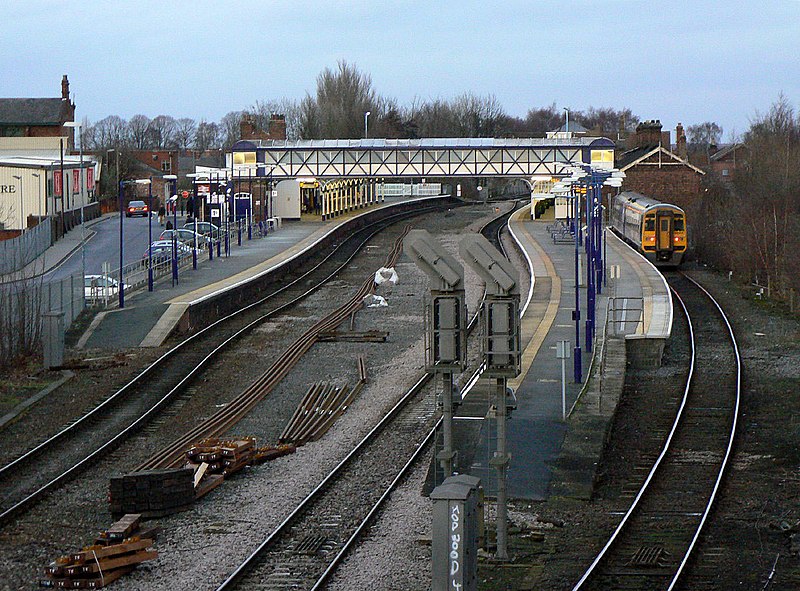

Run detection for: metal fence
[[377, 183, 443, 197], [0, 270, 83, 366], [0, 218, 52, 275]]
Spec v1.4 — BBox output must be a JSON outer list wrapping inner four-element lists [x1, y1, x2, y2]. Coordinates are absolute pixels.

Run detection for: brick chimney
[[61, 75, 70, 100], [627, 119, 664, 149], [240, 113, 257, 140], [268, 114, 287, 141], [676, 122, 687, 159]]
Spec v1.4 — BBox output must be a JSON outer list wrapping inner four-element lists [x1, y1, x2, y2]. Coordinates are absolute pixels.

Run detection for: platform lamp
[[364, 111, 371, 139], [186, 173, 200, 269], [162, 174, 179, 285], [554, 173, 584, 384]]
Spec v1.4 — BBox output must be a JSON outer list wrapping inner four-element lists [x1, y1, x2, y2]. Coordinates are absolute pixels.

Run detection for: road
[[44, 213, 175, 281]]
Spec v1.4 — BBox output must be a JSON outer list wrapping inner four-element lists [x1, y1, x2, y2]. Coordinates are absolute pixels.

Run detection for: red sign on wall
[[54, 170, 63, 197], [87, 167, 95, 190], [73, 169, 80, 193]]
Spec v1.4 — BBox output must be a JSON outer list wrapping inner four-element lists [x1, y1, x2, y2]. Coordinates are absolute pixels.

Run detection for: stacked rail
[[137, 228, 410, 471]]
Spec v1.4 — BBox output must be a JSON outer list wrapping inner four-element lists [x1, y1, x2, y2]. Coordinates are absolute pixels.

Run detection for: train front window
[[674, 217, 685, 231], [645, 218, 655, 232]]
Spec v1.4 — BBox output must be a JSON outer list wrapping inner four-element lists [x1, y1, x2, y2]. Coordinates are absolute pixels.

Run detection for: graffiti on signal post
[[450, 503, 463, 589]]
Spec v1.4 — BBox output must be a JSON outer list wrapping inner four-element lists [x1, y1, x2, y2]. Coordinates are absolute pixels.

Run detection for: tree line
[[693, 94, 799, 308]]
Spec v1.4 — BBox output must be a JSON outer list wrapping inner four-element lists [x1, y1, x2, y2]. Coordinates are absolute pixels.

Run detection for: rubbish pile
[[41, 514, 158, 588]]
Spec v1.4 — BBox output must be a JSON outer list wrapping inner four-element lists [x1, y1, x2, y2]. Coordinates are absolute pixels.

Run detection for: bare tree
[[219, 111, 243, 150], [147, 115, 177, 150], [687, 121, 723, 164], [174, 118, 197, 151], [194, 119, 220, 152], [524, 103, 562, 135], [300, 61, 378, 139], [451, 92, 507, 137], [128, 114, 151, 150], [580, 107, 640, 135]]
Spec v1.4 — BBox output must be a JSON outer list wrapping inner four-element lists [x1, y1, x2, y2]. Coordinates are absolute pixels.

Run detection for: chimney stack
[[676, 123, 687, 159], [61, 75, 70, 101]]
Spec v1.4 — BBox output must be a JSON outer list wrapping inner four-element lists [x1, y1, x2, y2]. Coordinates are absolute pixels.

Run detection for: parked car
[[126, 200, 149, 218], [84, 274, 125, 302], [158, 228, 211, 247], [142, 240, 192, 266], [183, 221, 221, 241]]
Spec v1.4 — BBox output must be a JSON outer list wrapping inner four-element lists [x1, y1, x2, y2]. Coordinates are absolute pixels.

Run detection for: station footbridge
[[225, 137, 615, 220]]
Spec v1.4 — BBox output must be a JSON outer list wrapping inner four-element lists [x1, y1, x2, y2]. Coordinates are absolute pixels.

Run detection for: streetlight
[[12, 175, 23, 233], [64, 121, 85, 284], [364, 111, 371, 139], [563, 107, 570, 135], [118, 178, 151, 308]]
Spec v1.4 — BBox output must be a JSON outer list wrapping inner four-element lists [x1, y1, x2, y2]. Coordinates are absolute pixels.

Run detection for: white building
[[0, 137, 96, 232]]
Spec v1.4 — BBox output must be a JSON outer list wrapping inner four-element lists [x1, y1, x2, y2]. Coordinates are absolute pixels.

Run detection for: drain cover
[[294, 535, 328, 556], [627, 546, 670, 567]]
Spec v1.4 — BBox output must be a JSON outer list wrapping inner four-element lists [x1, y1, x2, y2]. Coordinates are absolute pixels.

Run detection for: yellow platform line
[[508, 208, 561, 392]]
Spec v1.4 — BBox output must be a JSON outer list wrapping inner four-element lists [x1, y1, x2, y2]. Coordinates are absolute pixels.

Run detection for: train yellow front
[[609, 191, 687, 266]]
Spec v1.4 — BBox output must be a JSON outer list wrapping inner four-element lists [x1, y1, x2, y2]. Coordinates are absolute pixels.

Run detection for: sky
[[2, 0, 799, 142]]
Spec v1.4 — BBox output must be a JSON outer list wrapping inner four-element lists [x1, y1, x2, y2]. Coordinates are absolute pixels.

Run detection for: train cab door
[[656, 213, 673, 252]]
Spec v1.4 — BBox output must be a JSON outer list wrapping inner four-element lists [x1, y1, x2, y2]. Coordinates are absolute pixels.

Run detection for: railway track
[[0, 203, 451, 527], [572, 271, 741, 591], [214, 202, 525, 590]]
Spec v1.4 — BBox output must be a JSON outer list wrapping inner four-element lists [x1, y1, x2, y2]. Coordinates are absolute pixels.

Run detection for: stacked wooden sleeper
[[41, 514, 158, 588]]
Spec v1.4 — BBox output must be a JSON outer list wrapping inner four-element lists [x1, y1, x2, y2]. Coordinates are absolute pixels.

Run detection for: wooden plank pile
[[109, 468, 195, 518], [40, 514, 158, 588], [186, 437, 257, 498]]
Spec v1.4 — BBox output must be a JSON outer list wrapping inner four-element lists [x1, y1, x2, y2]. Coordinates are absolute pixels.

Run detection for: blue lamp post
[[163, 174, 178, 285], [148, 177, 154, 291], [118, 180, 124, 308], [118, 178, 151, 308]]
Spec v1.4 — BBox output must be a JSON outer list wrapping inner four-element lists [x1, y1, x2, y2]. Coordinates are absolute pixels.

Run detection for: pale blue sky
[[3, 0, 798, 140]]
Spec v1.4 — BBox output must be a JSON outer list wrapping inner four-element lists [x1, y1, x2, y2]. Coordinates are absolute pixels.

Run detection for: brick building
[[616, 120, 705, 212], [239, 114, 287, 142], [709, 143, 748, 182], [0, 75, 77, 149]]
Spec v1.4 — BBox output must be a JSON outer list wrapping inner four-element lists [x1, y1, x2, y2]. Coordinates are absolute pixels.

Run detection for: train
[[609, 191, 687, 266]]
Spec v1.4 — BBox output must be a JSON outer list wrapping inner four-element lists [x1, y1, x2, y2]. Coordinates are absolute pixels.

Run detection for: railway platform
[[457, 204, 672, 501], [75, 195, 444, 350]]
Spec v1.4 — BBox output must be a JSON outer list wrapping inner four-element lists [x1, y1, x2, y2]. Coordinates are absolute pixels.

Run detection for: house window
[[161, 161, 171, 173]]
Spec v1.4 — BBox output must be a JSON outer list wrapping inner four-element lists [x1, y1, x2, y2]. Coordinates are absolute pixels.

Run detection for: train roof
[[614, 191, 685, 214]]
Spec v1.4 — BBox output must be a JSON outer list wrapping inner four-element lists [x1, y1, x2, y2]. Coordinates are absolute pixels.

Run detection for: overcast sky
[[3, 0, 798, 140]]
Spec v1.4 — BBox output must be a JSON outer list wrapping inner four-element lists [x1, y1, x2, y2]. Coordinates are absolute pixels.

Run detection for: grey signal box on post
[[459, 235, 521, 378], [431, 474, 481, 591], [404, 229, 467, 372]]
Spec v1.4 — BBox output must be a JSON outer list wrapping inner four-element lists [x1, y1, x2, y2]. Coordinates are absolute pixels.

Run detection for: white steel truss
[[231, 137, 615, 180]]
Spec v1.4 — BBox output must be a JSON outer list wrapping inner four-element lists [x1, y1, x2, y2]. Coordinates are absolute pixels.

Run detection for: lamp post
[[12, 175, 24, 232], [64, 121, 85, 283], [118, 179, 151, 308], [163, 174, 179, 285], [364, 111, 371, 139], [563, 107, 570, 135], [148, 176, 154, 291]]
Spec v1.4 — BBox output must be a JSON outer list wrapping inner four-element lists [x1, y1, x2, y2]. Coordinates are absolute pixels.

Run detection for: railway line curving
[[571, 271, 741, 590]]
